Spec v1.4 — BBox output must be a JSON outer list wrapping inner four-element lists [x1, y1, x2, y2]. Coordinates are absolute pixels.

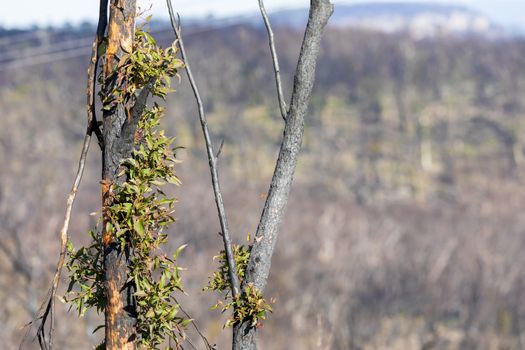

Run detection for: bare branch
[[215, 139, 225, 159], [258, 0, 287, 121], [30, 1, 109, 349], [172, 297, 214, 350], [33, 131, 93, 350], [88, 0, 109, 149], [118, 79, 155, 156], [166, 0, 241, 298]]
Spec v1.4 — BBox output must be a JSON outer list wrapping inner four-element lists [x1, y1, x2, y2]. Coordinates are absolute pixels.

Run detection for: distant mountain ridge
[[0, 2, 511, 42], [262, 2, 503, 38]]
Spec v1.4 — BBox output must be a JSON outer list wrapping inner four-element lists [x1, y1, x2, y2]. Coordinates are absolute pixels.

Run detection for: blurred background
[[2, 0, 525, 349]]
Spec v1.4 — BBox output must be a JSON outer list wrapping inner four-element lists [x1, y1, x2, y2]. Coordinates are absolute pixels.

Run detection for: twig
[[185, 336, 199, 350], [258, 0, 287, 121], [172, 297, 214, 350], [166, 0, 241, 298], [215, 139, 225, 159], [29, 1, 109, 349]]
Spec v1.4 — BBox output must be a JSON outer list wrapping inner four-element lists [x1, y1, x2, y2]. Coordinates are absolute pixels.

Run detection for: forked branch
[[246, 0, 333, 293], [234, 1, 333, 348]]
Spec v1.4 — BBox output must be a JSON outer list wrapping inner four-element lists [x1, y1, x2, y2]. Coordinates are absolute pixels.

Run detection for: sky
[[1, 0, 524, 31]]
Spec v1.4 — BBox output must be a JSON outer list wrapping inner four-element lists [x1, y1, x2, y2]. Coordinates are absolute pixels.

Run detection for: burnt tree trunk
[[101, 1, 138, 349]]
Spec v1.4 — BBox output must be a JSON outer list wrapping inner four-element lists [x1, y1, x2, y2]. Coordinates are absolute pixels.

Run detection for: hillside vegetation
[[1, 23, 525, 349]]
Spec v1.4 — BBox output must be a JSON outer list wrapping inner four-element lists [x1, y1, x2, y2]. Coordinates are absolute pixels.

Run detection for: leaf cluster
[[100, 28, 184, 112], [66, 26, 188, 350], [65, 230, 105, 316], [205, 243, 272, 328], [223, 283, 273, 328], [205, 244, 250, 293], [109, 103, 186, 349]]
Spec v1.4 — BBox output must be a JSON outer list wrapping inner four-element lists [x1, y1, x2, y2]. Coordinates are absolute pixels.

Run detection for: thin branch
[[118, 79, 155, 153], [29, 1, 109, 349], [172, 297, 214, 350], [258, 0, 287, 121], [130, 79, 155, 122], [88, 0, 109, 149], [166, 0, 241, 298], [215, 139, 225, 159], [34, 132, 92, 350]]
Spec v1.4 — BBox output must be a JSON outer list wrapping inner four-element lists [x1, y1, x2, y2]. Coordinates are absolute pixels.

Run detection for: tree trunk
[[232, 1, 333, 349], [102, 1, 137, 349]]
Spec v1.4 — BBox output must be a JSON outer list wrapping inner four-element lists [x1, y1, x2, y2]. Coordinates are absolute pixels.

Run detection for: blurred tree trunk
[[102, 1, 137, 349]]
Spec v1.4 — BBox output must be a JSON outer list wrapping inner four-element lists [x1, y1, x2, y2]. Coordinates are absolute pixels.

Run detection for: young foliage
[[66, 26, 188, 349], [65, 231, 105, 316], [205, 243, 273, 328], [100, 26, 183, 113]]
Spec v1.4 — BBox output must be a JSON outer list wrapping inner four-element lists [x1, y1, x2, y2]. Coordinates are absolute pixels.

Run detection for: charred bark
[[101, 1, 139, 349]]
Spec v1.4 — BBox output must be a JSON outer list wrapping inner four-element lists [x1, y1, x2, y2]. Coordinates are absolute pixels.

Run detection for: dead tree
[[167, 0, 333, 348], [235, 2, 333, 348], [33, 0, 331, 348]]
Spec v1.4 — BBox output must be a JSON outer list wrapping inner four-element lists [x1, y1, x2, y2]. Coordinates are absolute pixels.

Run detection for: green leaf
[[173, 244, 187, 260], [134, 290, 147, 298], [180, 319, 192, 327], [67, 240, 74, 253], [134, 219, 145, 236], [97, 40, 107, 56], [66, 26, 189, 348]]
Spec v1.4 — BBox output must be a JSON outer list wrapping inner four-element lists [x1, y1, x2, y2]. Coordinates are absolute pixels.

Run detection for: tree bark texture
[[102, 1, 138, 349], [233, 1, 333, 349]]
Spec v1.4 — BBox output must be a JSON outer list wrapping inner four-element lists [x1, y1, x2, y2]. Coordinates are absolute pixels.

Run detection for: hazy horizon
[[1, 0, 524, 32]]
